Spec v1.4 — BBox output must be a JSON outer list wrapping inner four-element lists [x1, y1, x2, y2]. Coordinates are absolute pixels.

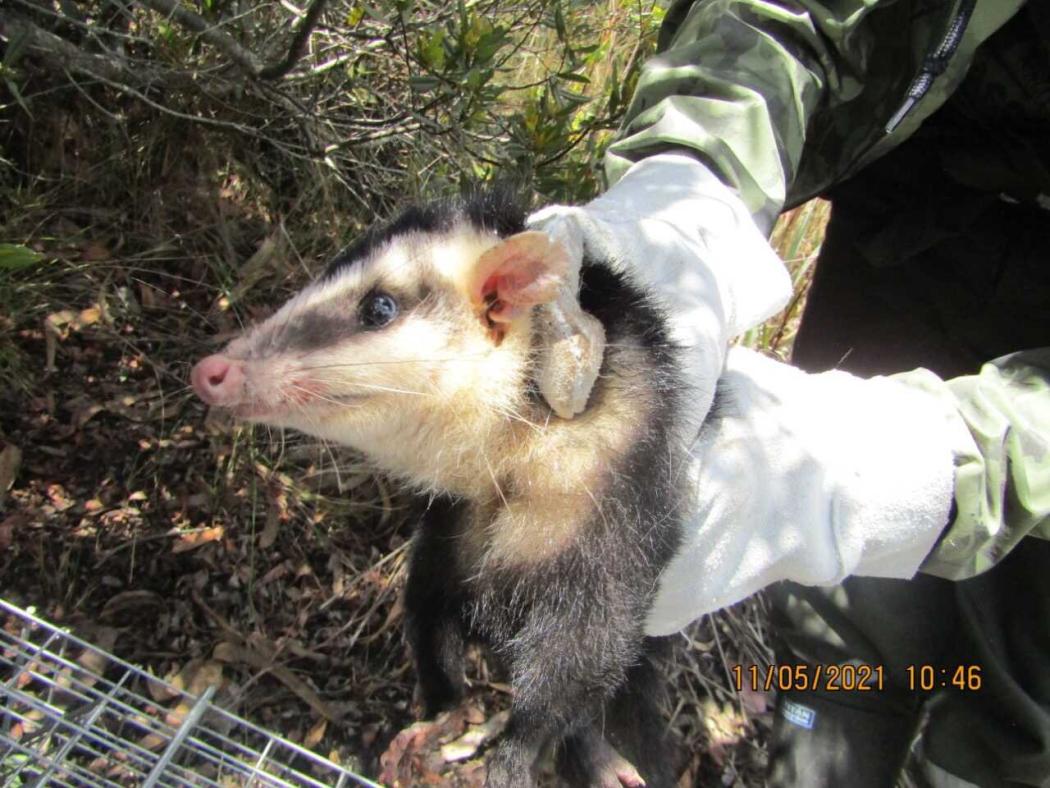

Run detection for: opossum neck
[[463, 351, 654, 567], [343, 387, 529, 500]]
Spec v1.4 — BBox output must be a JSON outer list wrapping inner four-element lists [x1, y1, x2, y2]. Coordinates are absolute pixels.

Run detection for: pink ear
[[473, 231, 569, 324]]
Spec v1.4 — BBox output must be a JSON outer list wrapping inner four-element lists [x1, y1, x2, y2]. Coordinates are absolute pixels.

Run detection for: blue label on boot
[[782, 699, 816, 730]]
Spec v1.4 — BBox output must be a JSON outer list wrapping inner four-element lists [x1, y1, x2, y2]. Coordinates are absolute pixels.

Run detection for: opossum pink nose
[[191, 355, 246, 406]]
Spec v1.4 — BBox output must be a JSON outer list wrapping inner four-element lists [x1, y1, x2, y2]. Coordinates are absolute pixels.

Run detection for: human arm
[[644, 347, 1050, 636], [531, 1, 1019, 419], [608, 0, 1021, 224], [905, 349, 1050, 580]]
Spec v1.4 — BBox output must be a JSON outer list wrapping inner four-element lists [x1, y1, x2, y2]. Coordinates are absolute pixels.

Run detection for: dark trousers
[[766, 130, 1050, 787]]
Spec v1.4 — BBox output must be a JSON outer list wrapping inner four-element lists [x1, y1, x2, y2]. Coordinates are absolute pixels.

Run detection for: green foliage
[[2, 0, 663, 244], [0, 0, 666, 401], [397, 0, 663, 201], [0, 244, 44, 271]]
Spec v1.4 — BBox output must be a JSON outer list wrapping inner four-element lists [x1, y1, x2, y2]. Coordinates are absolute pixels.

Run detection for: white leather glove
[[528, 153, 791, 423], [645, 348, 977, 637]]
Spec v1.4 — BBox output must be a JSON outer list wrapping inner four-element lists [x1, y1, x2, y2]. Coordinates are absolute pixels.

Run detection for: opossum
[[191, 190, 689, 787]]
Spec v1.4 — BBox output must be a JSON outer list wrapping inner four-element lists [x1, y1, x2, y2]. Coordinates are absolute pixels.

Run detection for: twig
[[1, 9, 162, 86], [259, 0, 329, 80], [136, 0, 263, 77]]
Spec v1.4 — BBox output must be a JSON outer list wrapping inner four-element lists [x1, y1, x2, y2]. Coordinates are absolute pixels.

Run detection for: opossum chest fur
[[191, 190, 688, 787]]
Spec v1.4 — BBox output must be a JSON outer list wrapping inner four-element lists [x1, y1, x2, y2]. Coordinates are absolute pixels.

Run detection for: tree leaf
[[0, 244, 44, 271], [4, 78, 32, 117]]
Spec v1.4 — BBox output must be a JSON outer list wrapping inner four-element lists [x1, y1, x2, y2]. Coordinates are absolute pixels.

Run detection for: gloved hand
[[645, 347, 977, 636], [527, 153, 791, 422]]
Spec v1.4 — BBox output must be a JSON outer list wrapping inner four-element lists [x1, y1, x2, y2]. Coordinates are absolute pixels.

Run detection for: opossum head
[[191, 196, 569, 493]]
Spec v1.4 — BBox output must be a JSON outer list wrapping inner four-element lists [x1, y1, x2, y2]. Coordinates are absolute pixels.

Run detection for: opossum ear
[[473, 231, 569, 325]]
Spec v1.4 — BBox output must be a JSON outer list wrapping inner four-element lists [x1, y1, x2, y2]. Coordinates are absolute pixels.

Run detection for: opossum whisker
[[288, 383, 352, 409], [483, 455, 509, 509], [484, 401, 542, 433], [290, 377, 430, 398], [414, 288, 441, 316], [600, 341, 681, 350], [351, 382, 428, 397], [582, 483, 612, 535], [295, 355, 491, 371], [343, 380, 429, 397], [314, 433, 346, 491]]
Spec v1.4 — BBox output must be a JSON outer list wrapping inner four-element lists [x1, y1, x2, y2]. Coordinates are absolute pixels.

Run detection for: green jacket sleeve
[[605, 0, 1023, 231], [894, 350, 1050, 581], [607, 0, 1046, 579]]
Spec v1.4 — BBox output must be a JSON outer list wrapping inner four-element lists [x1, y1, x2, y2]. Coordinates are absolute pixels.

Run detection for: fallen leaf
[[441, 709, 509, 763], [71, 401, 105, 431], [172, 526, 224, 553], [0, 514, 25, 550], [677, 753, 703, 788], [258, 562, 289, 586], [305, 717, 327, 748], [259, 505, 279, 549], [212, 640, 342, 723], [77, 306, 102, 326], [739, 683, 768, 715], [46, 483, 75, 511], [132, 281, 174, 313], [379, 707, 475, 786], [45, 308, 77, 334], [43, 305, 103, 370], [139, 661, 224, 752], [80, 242, 110, 262], [227, 230, 285, 304], [168, 659, 206, 693], [77, 627, 117, 679], [100, 590, 163, 622], [185, 661, 224, 696], [145, 671, 179, 703], [0, 443, 21, 505], [361, 594, 404, 645], [701, 698, 749, 767]]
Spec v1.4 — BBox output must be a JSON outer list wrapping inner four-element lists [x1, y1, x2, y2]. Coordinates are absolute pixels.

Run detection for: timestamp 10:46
[[907, 664, 983, 691]]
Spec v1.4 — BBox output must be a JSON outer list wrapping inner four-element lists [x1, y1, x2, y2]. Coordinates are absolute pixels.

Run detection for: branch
[[0, 9, 162, 87], [259, 0, 329, 80], [136, 0, 263, 77]]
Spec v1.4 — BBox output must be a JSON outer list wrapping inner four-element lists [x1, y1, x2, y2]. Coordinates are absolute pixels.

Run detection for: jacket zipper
[[885, 0, 978, 133]]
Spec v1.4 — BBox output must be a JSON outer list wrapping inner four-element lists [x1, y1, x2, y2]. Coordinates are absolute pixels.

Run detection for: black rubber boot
[[767, 691, 920, 788]]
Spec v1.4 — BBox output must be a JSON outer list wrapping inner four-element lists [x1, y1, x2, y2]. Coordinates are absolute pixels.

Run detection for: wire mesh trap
[[0, 598, 381, 787]]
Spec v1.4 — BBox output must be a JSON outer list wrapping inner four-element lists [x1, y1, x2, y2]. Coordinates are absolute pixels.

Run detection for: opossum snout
[[191, 354, 246, 407]]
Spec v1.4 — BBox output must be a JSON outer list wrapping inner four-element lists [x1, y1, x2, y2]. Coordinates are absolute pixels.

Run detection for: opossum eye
[[360, 291, 400, 328]]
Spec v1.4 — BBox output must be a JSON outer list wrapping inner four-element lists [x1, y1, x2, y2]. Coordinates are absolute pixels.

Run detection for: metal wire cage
[[0, 598, 381, 787]]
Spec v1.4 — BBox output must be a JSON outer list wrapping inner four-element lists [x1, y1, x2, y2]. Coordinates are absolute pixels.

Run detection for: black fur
[[326, 186, 528, 277], [344, 190, 687, 786]]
